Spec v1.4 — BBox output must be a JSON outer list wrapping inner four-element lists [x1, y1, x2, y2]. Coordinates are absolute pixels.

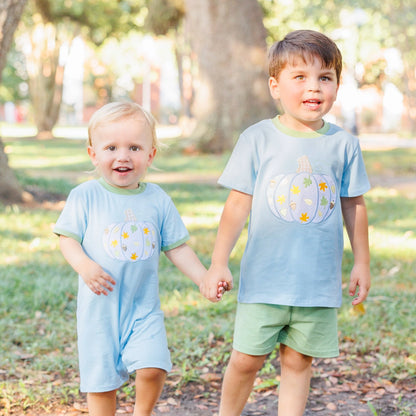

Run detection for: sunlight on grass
[[11, 154, 90, 170], [181, 203, 223, 227], [1, 122, 183, 142], [1, 123, 38, 137], [370, 230, 416, 255]]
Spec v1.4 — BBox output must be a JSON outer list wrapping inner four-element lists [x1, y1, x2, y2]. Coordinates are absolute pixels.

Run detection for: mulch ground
[[7, 351, 415, 416]]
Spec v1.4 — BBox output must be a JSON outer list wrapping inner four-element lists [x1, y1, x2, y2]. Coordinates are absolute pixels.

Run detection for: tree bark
[[0, 0, 28, 204], [22, 20, 65, 139], [184, 0, 275, 152]]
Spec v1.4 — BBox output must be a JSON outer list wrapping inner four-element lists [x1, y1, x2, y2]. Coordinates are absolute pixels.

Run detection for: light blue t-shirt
[[218, 117, 370, 308], [54, 178, 189, 392]]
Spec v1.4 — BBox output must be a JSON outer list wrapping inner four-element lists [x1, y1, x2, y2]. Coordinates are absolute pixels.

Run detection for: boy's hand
[[216, 281, 231, 300], [200, 264, 233, 303], [349, 263, 371, 305], [80, 260, 116, 296]]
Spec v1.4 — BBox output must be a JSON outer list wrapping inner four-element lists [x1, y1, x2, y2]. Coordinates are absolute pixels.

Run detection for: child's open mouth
[[304, 99, 322, 109], [114, 167, 131, 173]]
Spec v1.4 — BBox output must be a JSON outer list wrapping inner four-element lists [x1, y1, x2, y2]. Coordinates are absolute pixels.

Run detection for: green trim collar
[[272, 115, 330, 138], [98, 177, 147, 195]]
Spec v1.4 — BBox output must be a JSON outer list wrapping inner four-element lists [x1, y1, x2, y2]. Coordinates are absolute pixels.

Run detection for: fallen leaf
[[376, 388, 386, 395], [167, 397, 178, 406], [73, 402, 88, 412], [326, 402, 337, 410], [351, 303, 366, 316], [200, 372, 222, 382]]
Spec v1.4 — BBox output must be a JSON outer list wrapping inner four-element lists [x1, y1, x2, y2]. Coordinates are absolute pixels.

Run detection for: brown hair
[[268, 30, 342, 84]]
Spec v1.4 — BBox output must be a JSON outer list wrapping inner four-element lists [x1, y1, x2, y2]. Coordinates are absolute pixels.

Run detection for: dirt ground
[[21, 355, 416, 416]]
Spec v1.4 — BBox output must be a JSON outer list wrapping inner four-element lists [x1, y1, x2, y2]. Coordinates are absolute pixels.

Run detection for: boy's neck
[[273, 115, 329, 137], [278, 114, 325, 132]]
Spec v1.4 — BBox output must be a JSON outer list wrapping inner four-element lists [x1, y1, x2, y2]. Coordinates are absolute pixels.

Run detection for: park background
[[0, 0, 415, 415]]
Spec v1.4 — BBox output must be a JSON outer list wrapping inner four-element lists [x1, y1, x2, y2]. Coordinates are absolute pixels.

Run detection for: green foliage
[[145, 0, 185, 36], [0, 136, 415, 411], [0, 46, 28, 104], [24, 0, 147, 45], [260, 0, 343, 43]]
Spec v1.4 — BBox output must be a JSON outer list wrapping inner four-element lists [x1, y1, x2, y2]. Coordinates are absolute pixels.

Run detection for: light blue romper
[[54, 178, 189, 392]]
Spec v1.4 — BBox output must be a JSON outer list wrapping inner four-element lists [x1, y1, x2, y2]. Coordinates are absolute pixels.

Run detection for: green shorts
[[233, 303, 339, 358]]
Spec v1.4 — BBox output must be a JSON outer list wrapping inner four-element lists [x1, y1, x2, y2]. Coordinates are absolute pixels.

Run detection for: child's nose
[[307, 78, 320, 91], [116, 148, 130, 161]]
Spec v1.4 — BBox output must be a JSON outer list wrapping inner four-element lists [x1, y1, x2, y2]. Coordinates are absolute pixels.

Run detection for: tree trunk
[[0, 0, 28, 204], [403, 62, 416, 134], [184, 0, 275, 153], [0, 0, 27, 72], [0, 138, 25, 203], [22, 20, 65, 139]]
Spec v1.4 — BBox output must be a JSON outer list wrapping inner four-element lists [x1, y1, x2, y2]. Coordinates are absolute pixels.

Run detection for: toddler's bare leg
[[219, 349, 267, 416], [133, 368, 166, 416], [87, 390, 117, 416], [278, 344, 313, 416]]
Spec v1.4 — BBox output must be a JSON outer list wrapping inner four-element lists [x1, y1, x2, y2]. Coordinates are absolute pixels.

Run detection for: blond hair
[[268, 30, 343, 84], [88, 102, 159, 148]]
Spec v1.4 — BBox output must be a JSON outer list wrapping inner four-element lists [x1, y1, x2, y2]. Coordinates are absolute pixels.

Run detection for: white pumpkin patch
[[267, 155, 337, 224], [103, 209, 156, 261]]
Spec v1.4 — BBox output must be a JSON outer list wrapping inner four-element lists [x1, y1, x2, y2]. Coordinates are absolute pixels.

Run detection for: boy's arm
[[59, 235, 116, 296], [164, 243, 207, 287], [201, 189, 253, 302], [341, 195, 371, 305]]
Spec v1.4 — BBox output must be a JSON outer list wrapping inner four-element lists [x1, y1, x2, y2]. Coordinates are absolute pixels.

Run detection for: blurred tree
[[363, 0, 416, 133], [0, 0, 28, 204], [17, 0, 145, 139], [260, 0, 341, 42], [183, 0, 275, 152], [145, 0, 191, 118], [0, 45, 28, 104]]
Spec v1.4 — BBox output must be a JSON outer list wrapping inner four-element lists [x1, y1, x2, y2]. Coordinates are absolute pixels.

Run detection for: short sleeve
[[340, 143, 371, 197], [218, 132, 258, 195], [53, 188, 88, 243], [160, 197, 189, 251]]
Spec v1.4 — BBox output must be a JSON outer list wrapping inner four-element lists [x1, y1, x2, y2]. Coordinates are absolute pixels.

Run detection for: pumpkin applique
[[267, 155, 337, 224], [103, 208, 156, 261]]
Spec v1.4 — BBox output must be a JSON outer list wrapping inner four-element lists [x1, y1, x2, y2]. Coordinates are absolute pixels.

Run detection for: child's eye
[[107, 145, 116, 151], [130, 146, 141, 151], [295, 75, 305, 80], [321, 76, 331, 81]]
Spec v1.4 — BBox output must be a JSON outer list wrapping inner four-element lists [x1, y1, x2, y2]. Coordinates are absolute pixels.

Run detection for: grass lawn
[[0, 134, 415, 413]]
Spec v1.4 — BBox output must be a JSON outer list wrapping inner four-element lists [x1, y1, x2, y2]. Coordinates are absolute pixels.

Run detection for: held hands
[[216, 281, 231, 300], [200, 264, 233, 302], [349, 263, 371, 305], [80, 259, 116, 296]]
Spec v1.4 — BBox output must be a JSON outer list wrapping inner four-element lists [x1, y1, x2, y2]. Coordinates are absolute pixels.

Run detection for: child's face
[[88, 117, 156, 189], [269, 55, 339, 131]]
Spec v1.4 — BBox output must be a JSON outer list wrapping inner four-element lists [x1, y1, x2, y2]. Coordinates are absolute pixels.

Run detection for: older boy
[[201, 30, 371, 415]]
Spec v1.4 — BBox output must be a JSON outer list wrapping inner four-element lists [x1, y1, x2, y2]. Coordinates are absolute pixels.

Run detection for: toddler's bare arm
[[59, 235, 116, 295]]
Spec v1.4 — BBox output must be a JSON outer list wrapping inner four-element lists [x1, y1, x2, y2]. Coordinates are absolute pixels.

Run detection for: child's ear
[[268, 77, 280, 100], [87, 146, 99, 167], [147, 147, 157, 167]]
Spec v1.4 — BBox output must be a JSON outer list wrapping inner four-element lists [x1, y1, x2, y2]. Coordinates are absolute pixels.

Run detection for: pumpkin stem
[[297, 155, 313, 173], [125, 208, 137, 222]]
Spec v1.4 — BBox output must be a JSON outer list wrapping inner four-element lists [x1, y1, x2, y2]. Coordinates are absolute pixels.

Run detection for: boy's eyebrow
[[287, 65, 336, 74]]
